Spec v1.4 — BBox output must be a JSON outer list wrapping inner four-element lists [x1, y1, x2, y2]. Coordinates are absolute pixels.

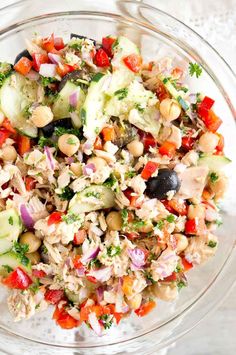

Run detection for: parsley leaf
[[38, 136, 57, 149], [89, 258, 102, 268], [29, 279, 40, 294], [125, 170, 136, 179], [208, 240, 217, 248], [114, 88, 128, 100], [215, 219, 223, 227], [177, 281, 186, 290], [209, 172, 219, 183], [58, 186, 75, 201], [132, 220, 146, 229], [144, 271, 156, 284], [100, 314, 113, 329], [166, 214, 175, 223], [13, 241, 30, 267], [155, 220, 164, 230], [104, 175, 117, 188], [67, 137, 78, 145], [188, 62, 202, 78], [40, 76, 58, 87], [62, 213, 80, 224], [134, 103, 145, 113], [8, 216, 14, 225], [107, 245, 121, 257], [121, 208, 128, 227], [54, 126, 82, 138]]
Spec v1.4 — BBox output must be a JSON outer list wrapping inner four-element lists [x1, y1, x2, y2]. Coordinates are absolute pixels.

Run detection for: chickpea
[[208, 172, 228, 201], [106, 211, 122, 231], [160, 98, 181, 121], [174, 233, 189, 253], [152, 283, 178, 301], [87, 157, 107, 171], [137, 223, 153, 233], [187, 204, 205, 219], [31, 106, 53, 128], [1, 146, 17, 162], [198, 132, 219, 153], [126, 294, 142, 310], [58, 134, 80, 157], [127, 140, 144, 157], [19, 232, 41, 253], [26, 251, 41, 265], [70, 162, 83, 176]]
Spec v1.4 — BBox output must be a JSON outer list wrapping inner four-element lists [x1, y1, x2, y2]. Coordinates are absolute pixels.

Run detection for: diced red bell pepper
[[181, 257, 193, 272], [2, 267, 32, 290], [47, 211, 63, 226], [54, 37, 65, 50], [74, 229, 87, 245], [18, 136, 31, 156], [56, 63, 76, 77], [123, 54, 142, 73], [73, 255, 83, 269], [215, 133, 224, 152], [126, 232, 140, 240], [102, 36, 116, 57], [94, 136, 103, 150], [25, 176, 36, 191], [163, 272, 177, 282], [139, 132, 156, 151], [156, 83, 170, 101], [159, 141, 176, 158], [203, 110, 222, 132], [2, 118, 16, 134], [135, 300, 156, 317], [14, 57, 32, 76], [141, 161, 158, 180], [101, 126, 115, 142], [181, 136, 195, 151], [198, 96, 215, 119], [32, 53, 49, 72], [53, 306, 79, 329], [124, 189, 140, 208], [32, 269, 46, 278], [94, 48, 110, 67], [0, 129, 11, 148], [185, 218, 206, 235], [44, 289, 65, 304], [168, 199, 188, 216], [86, 275, 98, 284], [42, 34, 55, 52]]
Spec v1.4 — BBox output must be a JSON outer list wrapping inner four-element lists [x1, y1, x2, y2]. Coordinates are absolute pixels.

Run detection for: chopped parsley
[[175, 264, 182, 273], [81, 108, 87, 125], [0, 62, 12, 88], [107, 245, 121, 257], [68, 39, 82, 51], [134, 103, 145, 113], [177, 281, 186, 290], [155, 220, 164, 230], [188, 62, 202, 78], [62, 213, 80, 224], [13, 241, 30, 267], [58, 186, 75, 201], [89, 258, 102, 268], [166, 214, 175, 223], [208, 240, 217, 248], [85, 191, 101, 198], [144, 271, 156, 284], [54, 126, 82, 138], [215, 219, 223, 227], [40, 76, 58, 87], [100, 314, 113, 329], [114, 88, 128, 100], [104, 175, 117, 188], [68, 104, 76, 113], [2, 265, 13, 273], [67, 137, 78, 145], [209, 172, 219, 183], [38, 136, 57, 149], [125, 170, 136, 179], [132, 220, 146, 229], [8, 216, 14, 225], [121, 208, 128, 227], [29, 279, 40, 294]]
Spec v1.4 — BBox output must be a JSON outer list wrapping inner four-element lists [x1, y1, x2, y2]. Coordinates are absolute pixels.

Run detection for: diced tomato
[[73, 229, 87, 245], [215, 133, 224, 152], [32, 269, 46, 278], [139, 132, 156, 151], [102, 36, 116, 57], [2, 267, 32, 290], [2, 118, 16, 134], [14, 57, 32, 75], [185, 218, 206, 235], [123, 189, 139, 207], [86, 275, 98, 284], [181, 257, 193, 272], [123, 188, 133, 200], [80, 305, 103, 322], [181, 136, 195, 151], [126, 232, 140, 240], [101, 126, 115, 142], [0, 129, 11, 148], [198, 96, 215, 119], [122, 275, 133, 297], [32, 53, 49, 71], [163, 272, 177, 282], [73, 255, 83, 269], [168, 199, 188, 216], [42, 34, 55, 52], [94, 48, 110, 67], [45, 289, 64, 304], [56, 63, 72, 77], [47, 211, 63, 226], [113, 312, 124, 324], [17, 135, 31, 156], [53, 307, 79, 329], [141, 161, 158, 180], [203, 110, 222, 132], [161, 199, 176, 214], [94, 136, 103, 150], [156, 83, 170, 101], [25, 176, 36, 191], [123, 54, 142, 73], [159, 141, 176, 158], [134, 300, 156, 317], [54, 37, 65, 50]]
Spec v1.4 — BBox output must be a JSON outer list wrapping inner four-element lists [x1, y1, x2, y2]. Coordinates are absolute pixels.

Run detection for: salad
[[0, 33, 230, 334]]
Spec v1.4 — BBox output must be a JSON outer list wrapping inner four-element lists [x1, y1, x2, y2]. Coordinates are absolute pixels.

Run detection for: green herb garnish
[[100, 314, 113, 329], [54, 126, 82, 138], [58, 186, 75, 201], [8, 216, 14, 226], [189, 62, 202, 78], [104, 175, 117, 188], [62, 213, 80, 224], [114, 88, 128, 100], [40, 76, 58, 87], [208, 240, 217, 248], [209, 172, 219, 183], [2, 265, 13, 273], [67, 137, 77, 145], [177, 281, 186, 290], [125, 170, 136, 179], [13, 241, 30, 266], [92, 73, 104, 82], [89, 258, 102, 268], [38, 136, 57, 149], [107, 245, 121, 257], [85, 191, 101, 198], [166, 214, 175, 223], [81, 108, 87, 125], [121, 208, 128, 227]]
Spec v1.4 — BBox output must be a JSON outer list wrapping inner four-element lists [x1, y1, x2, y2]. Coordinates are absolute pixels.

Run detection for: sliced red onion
[[76, 150, 83, 162], [20, 204, 34, 228], [96, 286, 104, 303], [81, 246, 100, 263], [83, 163, 96, 176], [128, 248, 146, 268], [88, 267, 111, 283], [88, 312, 102, 336], [65, 157, 75, 164], [26, 70, 40, 81], [48, 52, 62, 65], [69, 91, 78, 108], [83, 140, 93, 151], [44, 146, 55, 171], [76, 267, 86, 277], [39, 63, 57, 77]]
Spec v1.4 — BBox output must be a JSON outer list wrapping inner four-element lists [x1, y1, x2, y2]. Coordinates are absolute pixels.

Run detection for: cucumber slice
[[0, 72, 39, 137], [52, 81, 85, 120], [69, 185, 115, 214], [82, 73, 111, 141], [0, 251, 31, 276], [0, 209, 23, 254], [198, 154, 231, 171]]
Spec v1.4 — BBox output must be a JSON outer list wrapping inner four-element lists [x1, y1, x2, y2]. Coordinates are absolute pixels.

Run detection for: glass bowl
[[0, 1, 235, 354]]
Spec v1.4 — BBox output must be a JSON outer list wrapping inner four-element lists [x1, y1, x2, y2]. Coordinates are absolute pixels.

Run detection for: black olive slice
[[41, 118, 73, 137], [14, 49, 32, 65], [145, 169, 181, 200]]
